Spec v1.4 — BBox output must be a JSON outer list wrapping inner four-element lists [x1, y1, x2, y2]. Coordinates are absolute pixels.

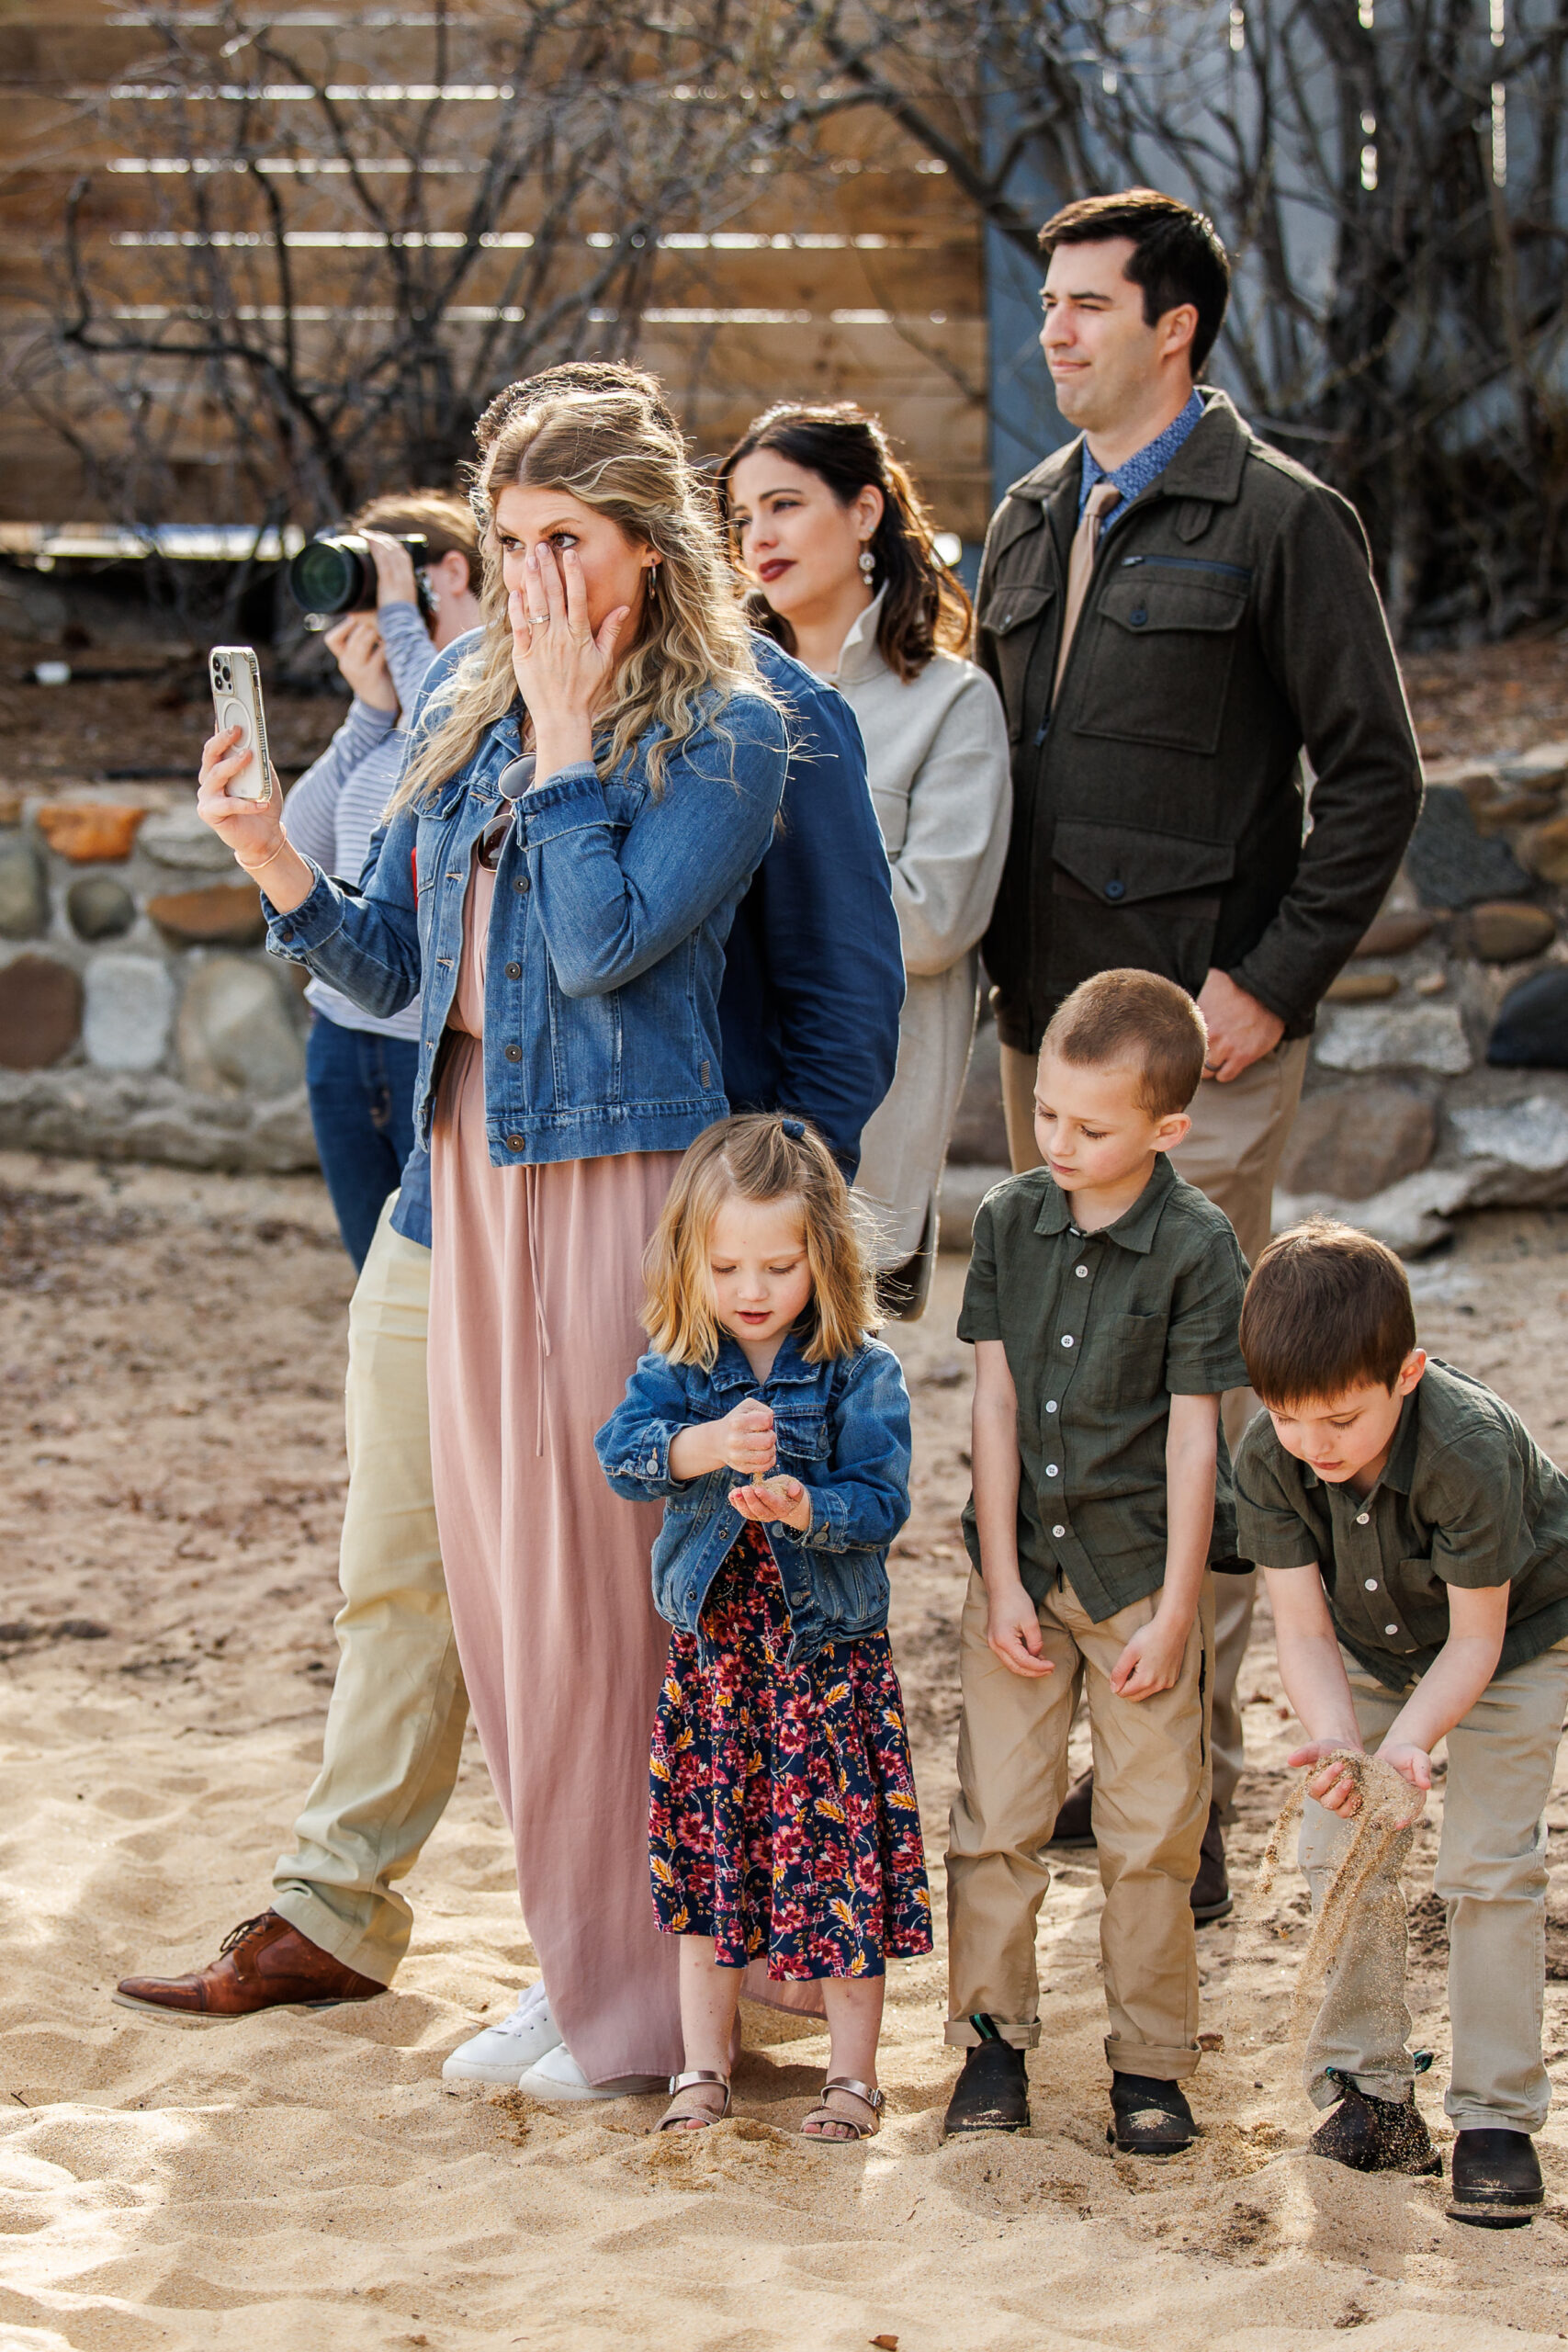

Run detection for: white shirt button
[[1365, 1578, 1378, 1590], [1356, 1511, 1370, 1525], [1053, 1524, 1066, 1539], [1046, 1400, 1058, 1414], [1384, 1623, 1398, 1635], [1045, 1464, 1059, 1477], [1075, 1264, 1088, 1278], [1061, 1335, 1074, 1348]]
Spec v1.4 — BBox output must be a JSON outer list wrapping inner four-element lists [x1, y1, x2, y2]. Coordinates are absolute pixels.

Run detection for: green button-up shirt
[[958, 1155, 1250, 1620], [1235, 1358, 1568, 1690]]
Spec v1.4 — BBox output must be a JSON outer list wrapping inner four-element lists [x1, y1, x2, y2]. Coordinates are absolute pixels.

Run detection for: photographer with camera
[[283, 492, 483, 1266]]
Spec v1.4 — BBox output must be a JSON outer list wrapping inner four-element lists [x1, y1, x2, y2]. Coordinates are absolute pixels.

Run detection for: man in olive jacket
[[976, 188, 1422, 1916]]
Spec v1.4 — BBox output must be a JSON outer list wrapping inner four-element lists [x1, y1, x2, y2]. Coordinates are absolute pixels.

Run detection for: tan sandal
[[801, 2075, 885, 2143], [656, 2069, 731, 2132]]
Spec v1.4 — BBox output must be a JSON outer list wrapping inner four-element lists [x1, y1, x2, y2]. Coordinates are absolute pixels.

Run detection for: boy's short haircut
[[1240, 1219, 1417, 1408], [1042, 968, 1208, 1118]]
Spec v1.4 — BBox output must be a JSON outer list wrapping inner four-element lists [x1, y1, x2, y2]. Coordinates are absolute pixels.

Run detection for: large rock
[[1451, 1092, 1568, 1177], [1466, 901, 1556, 962], [138, 809, 239, 873], [1314, 1001, 1472, 1076], [1500, 740, 1568, 792], [1404, 786, 1530, 909], [66, 875, 137, 941], [1280, 1082, 1436, 1200], [147, 884, 265, 947], [1522, 813, 1568, 887], [0, 953, 84, 1069], [0, 1068, 317, 1173], [1488, 969, 1568, 1070], [1352, 910, 1432, 957], [82, 953, 175, 1073], [35, 803, 146, 863], [0, 834, 48, 939], [1274, 1168, 1477, 1260], [1325, 969, 1398, 1003], [176, 955, 304, 1097]]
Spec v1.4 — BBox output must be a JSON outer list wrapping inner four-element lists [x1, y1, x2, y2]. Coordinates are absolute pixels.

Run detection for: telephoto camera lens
[[287, 531, 429, 618]]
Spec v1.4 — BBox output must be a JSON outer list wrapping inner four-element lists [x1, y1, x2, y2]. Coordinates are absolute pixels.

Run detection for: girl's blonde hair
[[390, 386, 765, 810], [644, 1114, 880, 1369]]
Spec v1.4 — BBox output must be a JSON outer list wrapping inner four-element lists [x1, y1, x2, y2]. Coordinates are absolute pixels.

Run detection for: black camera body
[[288, 531, 434, 620]]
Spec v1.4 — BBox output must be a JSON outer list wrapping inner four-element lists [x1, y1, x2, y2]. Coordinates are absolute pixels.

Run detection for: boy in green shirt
[[1236, 1220, 1568, 2226], [944, 970, 1250, 2150]]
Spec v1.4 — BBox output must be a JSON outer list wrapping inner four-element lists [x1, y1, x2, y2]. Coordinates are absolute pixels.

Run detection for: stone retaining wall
[[0, 788, 316, 1171]]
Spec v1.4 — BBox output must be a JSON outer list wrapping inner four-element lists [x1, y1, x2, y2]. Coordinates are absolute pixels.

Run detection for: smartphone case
[[209, 645, 273, 804]]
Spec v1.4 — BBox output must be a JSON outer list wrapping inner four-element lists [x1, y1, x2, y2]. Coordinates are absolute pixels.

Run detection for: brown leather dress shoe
[[114, 1911, 387, 2020]]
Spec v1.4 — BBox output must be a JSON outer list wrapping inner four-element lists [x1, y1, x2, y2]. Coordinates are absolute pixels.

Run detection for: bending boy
[[1235, 1221, 1568, 2226], [944, 970, 1250, 2150]]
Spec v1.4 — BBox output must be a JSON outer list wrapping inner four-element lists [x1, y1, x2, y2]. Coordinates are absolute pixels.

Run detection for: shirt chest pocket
[[1077, 1308, 1167, 1405], [1074, 558, 1251, 756], [1393, 1555, 1450, 1623]]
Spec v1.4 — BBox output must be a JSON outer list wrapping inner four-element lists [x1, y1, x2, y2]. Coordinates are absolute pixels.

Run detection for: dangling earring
[[647, 562, 660, 599], [859, 546, 875, 580]]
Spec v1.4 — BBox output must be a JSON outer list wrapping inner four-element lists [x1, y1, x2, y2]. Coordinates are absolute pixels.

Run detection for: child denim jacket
[[595, 1329, 912, 1668], [262, 636, 789, 1168]]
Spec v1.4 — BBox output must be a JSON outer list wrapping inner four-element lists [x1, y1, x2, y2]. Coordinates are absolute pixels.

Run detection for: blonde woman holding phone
[[194, 387, 788, 2098]]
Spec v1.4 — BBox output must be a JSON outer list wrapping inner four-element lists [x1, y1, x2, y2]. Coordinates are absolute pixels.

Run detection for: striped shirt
[[280, 599, 437, 1041]]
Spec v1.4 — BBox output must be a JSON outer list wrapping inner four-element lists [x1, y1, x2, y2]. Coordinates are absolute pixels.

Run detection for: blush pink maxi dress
[[426, 842, 683, 2085]]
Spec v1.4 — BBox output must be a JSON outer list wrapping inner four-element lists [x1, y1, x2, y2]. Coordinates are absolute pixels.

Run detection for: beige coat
[[823, 594, 1011, 1261]]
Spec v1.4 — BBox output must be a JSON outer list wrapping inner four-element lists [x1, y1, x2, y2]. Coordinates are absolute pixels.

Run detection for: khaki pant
[[1300, 1640, 1568, 2132], [271, 1195, 465, 1987], [945, 1567, 1213, 2077], [998, 1032, 1309, 1820]]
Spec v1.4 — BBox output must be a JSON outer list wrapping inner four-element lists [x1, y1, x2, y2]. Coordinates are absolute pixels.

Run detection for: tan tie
[[1053, 477, 1122, 704]]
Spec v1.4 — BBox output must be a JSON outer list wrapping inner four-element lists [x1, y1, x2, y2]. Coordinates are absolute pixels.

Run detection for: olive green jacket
[[976, 390, 1422, 1054]]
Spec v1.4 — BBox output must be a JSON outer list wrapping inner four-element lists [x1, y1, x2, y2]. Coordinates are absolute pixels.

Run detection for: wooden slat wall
[[0, 5, 989, 539]]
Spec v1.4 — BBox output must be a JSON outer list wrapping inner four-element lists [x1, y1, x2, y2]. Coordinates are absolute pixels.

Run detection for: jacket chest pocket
[[1074, 559, 1250, 756], [978, 579, 1056, 751], [773, 1408, 829, 1469]]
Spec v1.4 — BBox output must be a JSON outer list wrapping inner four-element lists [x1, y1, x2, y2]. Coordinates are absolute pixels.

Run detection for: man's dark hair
[[475, 361, 678, 451], [1038, 188, 1231, 377], [1239, 1220, 1417, 1409]]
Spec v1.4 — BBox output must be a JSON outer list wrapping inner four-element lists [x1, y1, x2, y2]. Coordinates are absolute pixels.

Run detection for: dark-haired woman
[[722, 404, 1010, 1313]]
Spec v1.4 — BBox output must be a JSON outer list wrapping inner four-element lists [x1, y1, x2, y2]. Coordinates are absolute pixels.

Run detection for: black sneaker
[[1190, 1802, 1233, 1924], [1108, 2072, 1198, 2155], [1449, 2127, 1543, 2228], [1310, 2077, 1439, 2176], [942, 2034, 1031, 2135]]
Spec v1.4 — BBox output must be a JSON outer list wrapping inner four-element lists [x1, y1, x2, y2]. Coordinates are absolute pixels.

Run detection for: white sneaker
[[513, 2041, 667, 2102], [441, 1986, 562, 2085]]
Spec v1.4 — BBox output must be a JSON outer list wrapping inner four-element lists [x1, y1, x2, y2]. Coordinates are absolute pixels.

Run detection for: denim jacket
[[595, 1329, 912, 1668], [263, 649, 789, 1166]]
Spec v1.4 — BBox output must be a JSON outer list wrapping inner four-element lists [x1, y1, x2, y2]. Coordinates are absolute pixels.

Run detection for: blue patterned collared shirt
[[1077, 389, 1205, 532]]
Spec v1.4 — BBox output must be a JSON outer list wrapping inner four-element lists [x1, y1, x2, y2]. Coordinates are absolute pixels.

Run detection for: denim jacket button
[[513, 873, 530, 895], [504, 960, 522, 980], [504, 1044, 522, 1063], [505, 1133, 525, 1151], [278, 925, 295, 942]]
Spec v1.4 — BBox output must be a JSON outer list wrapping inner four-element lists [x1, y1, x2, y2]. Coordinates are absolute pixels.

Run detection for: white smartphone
[[209, 644, 274, 805]]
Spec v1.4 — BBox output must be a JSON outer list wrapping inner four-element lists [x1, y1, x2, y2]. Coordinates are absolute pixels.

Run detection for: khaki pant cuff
[[944, 2018, 1040, 2051], [1104, 2036, 1201, 2081], [271, 1885, 397, 1989], [1446, 2102, 1547, 2136]]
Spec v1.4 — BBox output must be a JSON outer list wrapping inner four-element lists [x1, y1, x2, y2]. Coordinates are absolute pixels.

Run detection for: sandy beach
[[5, 1148, 1568, 2348]]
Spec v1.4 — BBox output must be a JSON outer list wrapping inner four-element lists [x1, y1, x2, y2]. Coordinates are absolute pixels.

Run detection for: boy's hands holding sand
[[1290, 1738, 1429, 1826]]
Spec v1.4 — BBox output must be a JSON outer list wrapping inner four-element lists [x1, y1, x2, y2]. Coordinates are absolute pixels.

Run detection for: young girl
[[595, 1113, 931, 2142]]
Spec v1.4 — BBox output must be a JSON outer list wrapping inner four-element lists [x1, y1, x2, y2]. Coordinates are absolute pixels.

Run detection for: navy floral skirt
[[649, 1523, 932, 1979]]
